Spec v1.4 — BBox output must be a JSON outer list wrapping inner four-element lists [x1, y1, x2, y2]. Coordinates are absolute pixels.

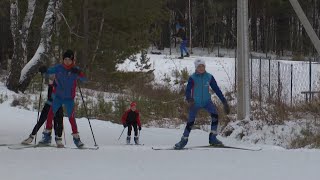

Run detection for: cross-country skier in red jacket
[[121, 102, 141, 144]]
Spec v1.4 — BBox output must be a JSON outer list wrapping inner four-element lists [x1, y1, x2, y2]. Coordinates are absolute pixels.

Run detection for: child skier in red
[[39, 50, 86, 148], [121, 102, 142, 144]]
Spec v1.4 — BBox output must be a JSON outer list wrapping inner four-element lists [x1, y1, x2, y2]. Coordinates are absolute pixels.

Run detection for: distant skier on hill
[[121, 102, 142, 145], [39, 49, 87, 148], [173, 22, 190, 59], [174, 59, 230, 150]]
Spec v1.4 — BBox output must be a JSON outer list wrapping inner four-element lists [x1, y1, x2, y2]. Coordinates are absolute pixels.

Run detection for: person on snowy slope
[[121, 102, 142, 145], [22, 78, 64, 147], [173, 26, 190, 59], [39, 49, 86, 148], [174, 59, 230, 150]]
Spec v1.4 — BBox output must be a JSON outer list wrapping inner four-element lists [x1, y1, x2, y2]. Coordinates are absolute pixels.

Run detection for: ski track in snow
[[0, 102, 320, 180]]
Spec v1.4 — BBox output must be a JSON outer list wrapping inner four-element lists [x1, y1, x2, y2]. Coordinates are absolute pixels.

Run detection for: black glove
[[223, 101, 230, 114], [139, 126, 142, 131], [187, 98, 195, 108], [123, 124, 127, 128], [39, 66, 47, 74], [70, 67, 81, 75]]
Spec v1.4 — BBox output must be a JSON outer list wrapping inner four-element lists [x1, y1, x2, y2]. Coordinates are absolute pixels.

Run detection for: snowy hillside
[[117, 52, 320, 102]]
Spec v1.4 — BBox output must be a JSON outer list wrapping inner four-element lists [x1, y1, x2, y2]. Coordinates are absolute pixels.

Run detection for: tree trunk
[[18, 0, 61, 92], [6, 0, 21, 92], [7, 0, 36, 92], [83, 0, 89, 69], [21, 0, 36, 65], [202, 0, 205, 49], [89, 14, 105, 79], [91, 15, 105, 65], [0, 3, 11, 70], [52, 0, 62, 64]]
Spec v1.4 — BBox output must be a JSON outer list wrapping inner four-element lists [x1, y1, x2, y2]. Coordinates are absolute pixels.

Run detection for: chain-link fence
[[247, 56, 320, 106]]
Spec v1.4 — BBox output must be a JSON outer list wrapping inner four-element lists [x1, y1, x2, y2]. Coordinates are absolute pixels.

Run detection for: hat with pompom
[[194, 58, 206, 69]]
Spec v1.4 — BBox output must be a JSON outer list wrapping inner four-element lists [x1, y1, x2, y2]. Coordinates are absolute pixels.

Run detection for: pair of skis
[[126, 143, 144, 146], [4, 144, 99, 150], [2, 143, 261, 151], [152, 145, 262, 151]]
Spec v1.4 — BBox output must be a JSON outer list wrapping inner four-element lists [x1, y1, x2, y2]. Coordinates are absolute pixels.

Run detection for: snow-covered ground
[[1, 101, 320, 180], [117, 53, 235, 92], [118, 52, 320, 103], [222, 119, 320, 148], [1, 51, 320, 180]]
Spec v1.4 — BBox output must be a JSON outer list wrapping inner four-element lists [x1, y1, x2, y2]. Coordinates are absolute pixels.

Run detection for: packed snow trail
[[1, 102, 320, 180]]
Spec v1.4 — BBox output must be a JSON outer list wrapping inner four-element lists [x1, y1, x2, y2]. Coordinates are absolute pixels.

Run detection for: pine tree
[[136, 50, 152, 71]]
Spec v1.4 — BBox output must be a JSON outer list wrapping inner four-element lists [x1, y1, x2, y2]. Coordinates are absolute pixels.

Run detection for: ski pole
[[118, 127, 126, 141], [63, 124, 66, 145], [35, 74, 44, 144], [78, 82, 98, 147]]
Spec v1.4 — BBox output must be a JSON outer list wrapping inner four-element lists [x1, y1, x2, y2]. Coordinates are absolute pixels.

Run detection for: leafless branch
[[59, 12, 85, 38]]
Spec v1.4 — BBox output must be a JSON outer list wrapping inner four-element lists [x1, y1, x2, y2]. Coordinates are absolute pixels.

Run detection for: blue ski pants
[[183, 101, 219, 137]]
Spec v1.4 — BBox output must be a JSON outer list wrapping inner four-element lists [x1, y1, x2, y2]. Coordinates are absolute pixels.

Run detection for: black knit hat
[[63, 49, 74, 60]]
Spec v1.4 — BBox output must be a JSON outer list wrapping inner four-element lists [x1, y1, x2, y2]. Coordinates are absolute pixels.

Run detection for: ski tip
[[75, 146, 99, 150], [8, 144, 55, 149], [0, 144, 14, 146], [152, 146, 180, 150]]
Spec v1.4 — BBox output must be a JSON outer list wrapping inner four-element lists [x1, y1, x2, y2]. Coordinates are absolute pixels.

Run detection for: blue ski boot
[[209, 133, 223, 146], [72, 133, 84, 148], [174, 136, 188, 149], [38, 130, 52, 145]]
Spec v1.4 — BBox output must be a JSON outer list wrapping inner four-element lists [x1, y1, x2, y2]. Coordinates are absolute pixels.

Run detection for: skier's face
[[130, 106, 136, 111], [63, 58, 73, 66], [196, 64, 205, 74]]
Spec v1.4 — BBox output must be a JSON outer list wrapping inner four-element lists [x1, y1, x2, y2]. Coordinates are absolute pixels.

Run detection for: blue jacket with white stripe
[[185, 71, 227, 107]]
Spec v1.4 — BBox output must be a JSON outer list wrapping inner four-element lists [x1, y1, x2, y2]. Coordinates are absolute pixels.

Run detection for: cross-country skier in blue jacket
[[174, 27, 190, 59], [174, 59, 230, 149], [39, 50, 86, 148]]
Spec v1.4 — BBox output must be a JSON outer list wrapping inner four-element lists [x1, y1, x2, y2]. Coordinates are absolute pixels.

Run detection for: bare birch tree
[[7, 0, 62, 92]]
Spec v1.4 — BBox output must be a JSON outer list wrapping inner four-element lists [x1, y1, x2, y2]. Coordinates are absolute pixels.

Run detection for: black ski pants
[[31, 103, 63, 136], [127, 122, 138, 137]]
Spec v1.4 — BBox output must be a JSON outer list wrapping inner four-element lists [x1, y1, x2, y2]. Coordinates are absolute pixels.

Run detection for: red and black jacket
[[121, 109, 141, 127]]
